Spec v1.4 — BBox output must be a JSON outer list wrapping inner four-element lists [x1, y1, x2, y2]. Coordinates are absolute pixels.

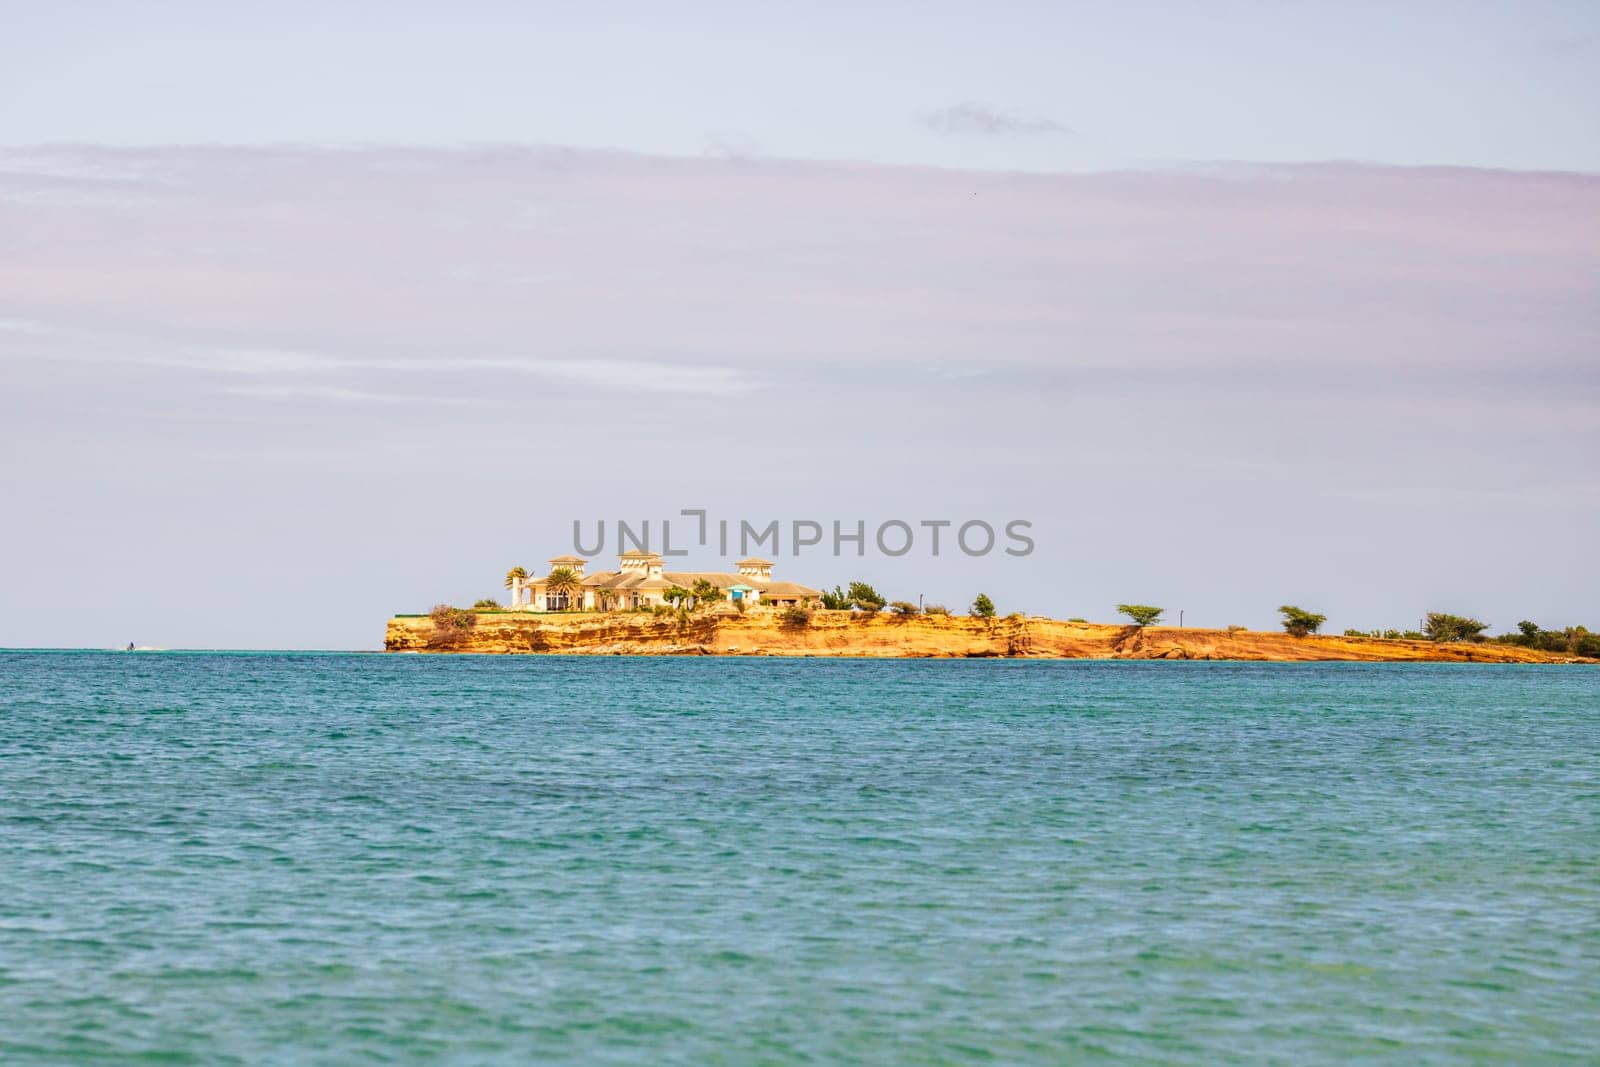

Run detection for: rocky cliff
[[385, 611, 1591, 662]]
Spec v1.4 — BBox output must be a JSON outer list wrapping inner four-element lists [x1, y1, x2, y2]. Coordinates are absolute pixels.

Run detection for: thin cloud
[[220, 384, 463, 405], [5, 332, 759, 398], [920, 102, 1073, 137]]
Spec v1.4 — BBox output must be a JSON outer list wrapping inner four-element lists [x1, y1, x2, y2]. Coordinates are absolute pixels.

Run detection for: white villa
[[507, 552, 823, 612]]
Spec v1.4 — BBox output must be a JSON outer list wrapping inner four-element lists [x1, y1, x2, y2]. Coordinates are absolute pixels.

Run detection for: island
[[385, 552, 1595, 662]]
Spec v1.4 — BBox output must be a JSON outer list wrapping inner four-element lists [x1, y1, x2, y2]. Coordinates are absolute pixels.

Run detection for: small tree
[[427, 604, 476, 648], [780, 604, 812, 628], [1278, 604, 1326, 637], [922, 603, 950, 616], [847, 581, 886, 613], [970, 593, 996, 619], [660, 585, 694, 609], [1423, 612, 1489, 643], [1117, 604, 1163, 627], [889, 600, 920, 616], [429, 604, 475, 630], [820, 585, 851, 610], [473, 597, 501, 609], [691, 578, 725, 605]]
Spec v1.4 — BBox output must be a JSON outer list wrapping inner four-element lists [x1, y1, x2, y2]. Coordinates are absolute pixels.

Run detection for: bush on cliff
[[1423, 612, 1489, 643], [1498, 620, 1600, 657], [1278, 605, 1327, 637], [820, 585, 851, 610], [1117, 604, 1163, 627], [848, 582, 886, 614], [430, 604, 476, 631], [780, 605, 813, 628], [889, 601, 920, 617], [970, 594, 996, 619], [474, 598, 501, 609], [427, 604, 477, 649], [923, 604, 950, 616]]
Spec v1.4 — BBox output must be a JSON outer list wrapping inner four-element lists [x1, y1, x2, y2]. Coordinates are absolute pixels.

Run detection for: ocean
[[1, 652, 1596, 1063]]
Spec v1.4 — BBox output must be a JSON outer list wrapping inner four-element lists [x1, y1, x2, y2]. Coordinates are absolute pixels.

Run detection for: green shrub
[[847, 582, 887, 612], [429, 604, 475, 631], [820, 585, 851, 610], [1278, 605, 1327, 637], [473, 598, 501, 609], [923, 604, 951, 616], [1117, 604, 1163, 627], [888, 600, 920, 616], [1423, 612, 1489, 643], [780, 605, 813, 628], [1068, 617, 1088, 623], [970, 593, 996, 619]]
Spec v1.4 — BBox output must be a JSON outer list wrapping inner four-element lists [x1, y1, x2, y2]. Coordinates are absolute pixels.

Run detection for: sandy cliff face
[[385, 612, 1590, 662]]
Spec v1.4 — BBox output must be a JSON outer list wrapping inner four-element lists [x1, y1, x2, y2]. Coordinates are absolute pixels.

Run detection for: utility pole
[[1179, 609, 1184, 629], [918, 593, 924, 612]]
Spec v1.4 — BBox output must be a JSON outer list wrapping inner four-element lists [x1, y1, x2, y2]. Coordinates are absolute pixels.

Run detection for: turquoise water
[[1, 653, 1597, 1064]]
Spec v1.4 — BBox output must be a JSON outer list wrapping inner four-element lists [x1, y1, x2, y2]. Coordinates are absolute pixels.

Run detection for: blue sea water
[[1, 652, 1596, 1064]]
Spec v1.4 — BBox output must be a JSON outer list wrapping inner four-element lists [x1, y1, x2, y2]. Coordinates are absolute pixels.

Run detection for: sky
[[1, 3, 1597, 649]]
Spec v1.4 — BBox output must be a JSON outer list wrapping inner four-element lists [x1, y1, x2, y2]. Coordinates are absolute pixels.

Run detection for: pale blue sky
[[1, 4, 1597, 648], [2, 1, 1597, 172]]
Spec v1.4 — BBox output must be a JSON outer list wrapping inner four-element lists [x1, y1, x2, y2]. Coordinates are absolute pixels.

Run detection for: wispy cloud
[[919, 102, 1073, 137], [4, 332, 758, 398], [203, 350, 757, 396], [219, 383, 467, 405]]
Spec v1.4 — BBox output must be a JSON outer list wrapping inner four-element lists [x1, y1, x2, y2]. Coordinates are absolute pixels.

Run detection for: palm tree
[[546, 567, 582, 611], [505, 566, 528, 609]]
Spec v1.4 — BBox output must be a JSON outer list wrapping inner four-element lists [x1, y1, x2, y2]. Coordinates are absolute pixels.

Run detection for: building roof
[[548, 555, 587, 565], [532, 561, 821, 599], [737, 557, 774, 567], [759, 581, 822, 597]]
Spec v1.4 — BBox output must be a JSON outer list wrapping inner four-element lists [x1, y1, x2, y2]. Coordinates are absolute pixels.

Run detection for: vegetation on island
[[1422, 612, 1489, 643], [1495, 620, 1600, 658], [453, 567, 1595, 660], [846, 582, 887, 614], [1118, 604, 1164, 627], [1278, 605, 1327, 637]]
